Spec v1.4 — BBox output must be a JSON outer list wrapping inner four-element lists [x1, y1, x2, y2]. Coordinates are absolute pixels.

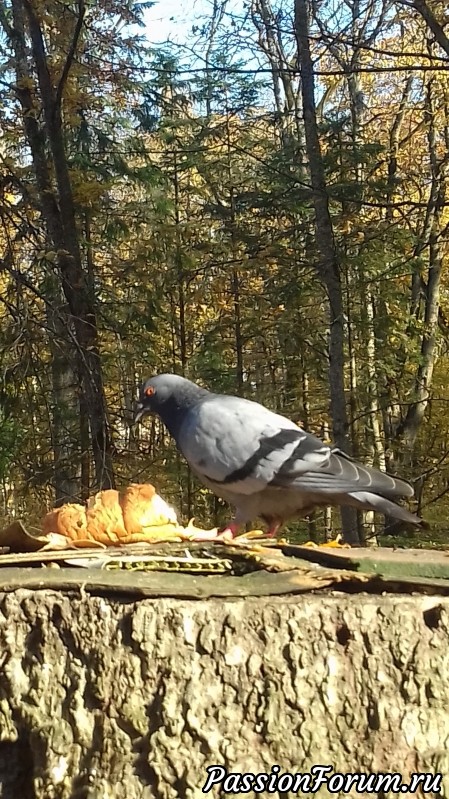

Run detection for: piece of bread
[[86, 489, 127, 545], [42, 503, 87, 541], [42, 483, 181, 546]]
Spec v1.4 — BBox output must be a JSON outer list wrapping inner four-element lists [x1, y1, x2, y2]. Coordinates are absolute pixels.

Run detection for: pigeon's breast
[[197, 473, 321, 523], [245, 486, 322, 521]]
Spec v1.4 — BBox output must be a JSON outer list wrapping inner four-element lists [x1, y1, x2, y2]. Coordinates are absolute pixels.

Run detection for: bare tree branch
[[55, 0, 85, 113]]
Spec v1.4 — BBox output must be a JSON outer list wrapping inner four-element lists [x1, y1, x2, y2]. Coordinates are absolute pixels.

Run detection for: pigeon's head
[[134, 373, 207, 425]]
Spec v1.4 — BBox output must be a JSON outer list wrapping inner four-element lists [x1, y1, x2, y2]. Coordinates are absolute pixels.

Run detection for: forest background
[[0, 0, 448, 546]]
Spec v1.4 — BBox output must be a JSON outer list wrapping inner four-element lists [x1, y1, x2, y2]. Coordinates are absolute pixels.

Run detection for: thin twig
[[55, 0, 86, 113]]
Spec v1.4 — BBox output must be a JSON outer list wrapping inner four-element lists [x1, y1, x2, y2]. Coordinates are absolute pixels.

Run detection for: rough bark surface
[[0, 590, 448, 799]]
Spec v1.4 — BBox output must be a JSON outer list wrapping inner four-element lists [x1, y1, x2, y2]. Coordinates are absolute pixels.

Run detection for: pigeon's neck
[[158, 386, 209, 439]]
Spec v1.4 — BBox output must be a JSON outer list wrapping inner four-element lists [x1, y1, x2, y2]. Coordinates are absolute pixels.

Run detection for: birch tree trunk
[[396, 78, 447, 455], [47, 295, 81, 504]]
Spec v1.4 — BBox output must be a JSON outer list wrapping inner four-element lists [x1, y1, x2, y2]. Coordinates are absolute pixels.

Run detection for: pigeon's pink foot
[[216, 522, 240, 541], [265, 521, 282, 538]]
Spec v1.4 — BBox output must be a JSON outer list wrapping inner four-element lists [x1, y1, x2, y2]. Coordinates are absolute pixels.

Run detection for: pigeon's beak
[[133, 402, 147, 424]]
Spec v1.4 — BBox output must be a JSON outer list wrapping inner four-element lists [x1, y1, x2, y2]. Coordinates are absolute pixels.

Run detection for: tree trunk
[[295, 0, 348, 448], [231, 266, 244, 393], [294, 0, 347, 446], [250, 0, 305, 150], [0, 588, 448, 798], [47, 294, 81, 504], [396, 80, 447, 455], [294, 0, 358, 543], [5, 0, 115, 492]]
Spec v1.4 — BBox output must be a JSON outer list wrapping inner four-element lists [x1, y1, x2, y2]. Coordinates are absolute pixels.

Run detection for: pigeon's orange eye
[[145, 386, 155, 397]]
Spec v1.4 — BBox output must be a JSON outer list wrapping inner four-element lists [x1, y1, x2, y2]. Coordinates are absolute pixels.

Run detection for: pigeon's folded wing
[[271, 446, 414, 499], [178, 396, 339, 495], [177, 396, 414, 500]]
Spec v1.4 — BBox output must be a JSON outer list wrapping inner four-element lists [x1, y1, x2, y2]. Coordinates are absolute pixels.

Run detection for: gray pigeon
[[134, 373, 422, 536]]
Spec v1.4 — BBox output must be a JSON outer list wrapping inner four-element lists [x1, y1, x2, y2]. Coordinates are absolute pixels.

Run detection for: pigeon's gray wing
[[177, 396, 327, 495], [271, 446, 414, 499], [176, 395, 413, 499]]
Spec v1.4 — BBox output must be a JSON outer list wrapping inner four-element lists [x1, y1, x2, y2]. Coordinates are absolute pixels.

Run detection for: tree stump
[[0, 587, 448, 798]]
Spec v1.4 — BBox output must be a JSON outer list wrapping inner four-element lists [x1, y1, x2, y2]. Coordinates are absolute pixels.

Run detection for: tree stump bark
[[0, 588, 448, 798]]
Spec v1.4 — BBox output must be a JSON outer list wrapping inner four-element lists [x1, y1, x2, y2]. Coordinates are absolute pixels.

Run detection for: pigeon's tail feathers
[[345, 491, 422, 525], [288, 465, 415, 501], [329, 450, 414, 500], [277, 445, 415, 500]]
